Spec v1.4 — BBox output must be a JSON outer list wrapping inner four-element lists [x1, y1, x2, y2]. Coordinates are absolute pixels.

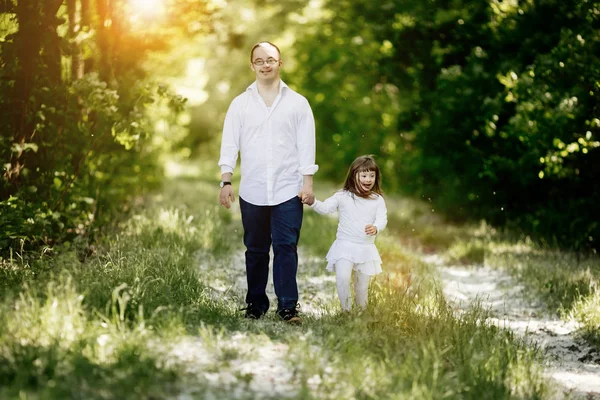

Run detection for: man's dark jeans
[[239, 196, 303, 313]]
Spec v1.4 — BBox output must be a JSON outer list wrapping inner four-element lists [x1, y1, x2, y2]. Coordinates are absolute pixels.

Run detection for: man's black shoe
[[277, 306, 302, 324], [242, 303, 264, 319]]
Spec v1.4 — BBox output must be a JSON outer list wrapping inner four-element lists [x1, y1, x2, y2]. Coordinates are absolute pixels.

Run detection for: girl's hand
[[365, 224, 377, 235]]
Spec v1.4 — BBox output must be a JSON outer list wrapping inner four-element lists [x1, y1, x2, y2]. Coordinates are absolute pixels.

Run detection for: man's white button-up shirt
[[218, 80, 319, 206]]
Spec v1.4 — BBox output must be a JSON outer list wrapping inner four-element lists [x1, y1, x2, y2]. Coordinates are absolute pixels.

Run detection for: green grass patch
[[0, 165, 238, 398], [571, 290, 600, 347], [381, 189, 600, 352], [0, 275, 180, 399], [487, 242, 600, 351], [446, 239, 487, 265], [486, 243, 599, 311], [280, 287, 547, 399]]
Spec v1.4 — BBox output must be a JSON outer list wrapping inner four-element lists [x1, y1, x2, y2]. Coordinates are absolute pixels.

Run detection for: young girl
[[306, 155, 387, 311]]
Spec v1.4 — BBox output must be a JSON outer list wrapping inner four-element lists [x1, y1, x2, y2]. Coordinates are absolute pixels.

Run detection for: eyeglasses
[[253, 58, 279, 66]]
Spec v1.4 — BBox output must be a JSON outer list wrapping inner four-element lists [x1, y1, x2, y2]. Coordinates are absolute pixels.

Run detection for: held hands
[[298, 178, 315, 205], [365, 224, 378, 236], [219, 185, 235, 209], [298, 190, 315, 205]]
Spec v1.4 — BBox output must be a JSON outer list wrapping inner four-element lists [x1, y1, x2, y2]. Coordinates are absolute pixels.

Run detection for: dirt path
[[169, 247, 335, 399], [430, 255, 600, 399], [170, 196, 600, 399]]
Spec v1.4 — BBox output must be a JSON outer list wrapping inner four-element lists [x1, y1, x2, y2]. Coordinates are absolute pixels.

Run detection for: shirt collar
[[246, 79, 289, 95]]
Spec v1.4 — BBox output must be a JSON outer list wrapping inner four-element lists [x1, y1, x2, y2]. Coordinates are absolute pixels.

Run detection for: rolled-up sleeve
[[373, 197, 388, 234], [218, 96, 242, 174], [296, 98, 318, 176]]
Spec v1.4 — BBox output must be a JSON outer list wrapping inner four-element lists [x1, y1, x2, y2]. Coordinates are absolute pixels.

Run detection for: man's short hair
[[250, 41, 281, 62]]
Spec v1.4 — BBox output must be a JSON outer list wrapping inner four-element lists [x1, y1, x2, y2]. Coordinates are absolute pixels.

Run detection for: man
[[218, 41, 317, 324]]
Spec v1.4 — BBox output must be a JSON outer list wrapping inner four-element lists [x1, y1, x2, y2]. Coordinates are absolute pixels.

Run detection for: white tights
[[335, 259, 371, 311]]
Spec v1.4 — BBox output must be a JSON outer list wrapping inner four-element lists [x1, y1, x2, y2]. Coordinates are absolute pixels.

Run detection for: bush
[[0, 74, 185, 254]]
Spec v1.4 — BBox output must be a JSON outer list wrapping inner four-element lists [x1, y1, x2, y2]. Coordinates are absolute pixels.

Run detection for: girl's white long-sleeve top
[[310, 191, 387, 244]]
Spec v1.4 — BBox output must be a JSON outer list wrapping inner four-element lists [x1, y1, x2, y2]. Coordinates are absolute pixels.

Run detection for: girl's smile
[[358, 171, 376, 192]]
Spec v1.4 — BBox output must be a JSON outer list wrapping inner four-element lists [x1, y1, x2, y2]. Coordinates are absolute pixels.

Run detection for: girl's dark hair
[[250, 41, 281, 62], [343, 155, 382, 198]]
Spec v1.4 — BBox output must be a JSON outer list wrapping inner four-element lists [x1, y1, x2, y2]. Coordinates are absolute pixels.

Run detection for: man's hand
[[299, 175, 314, 205], [365, 224, 377, 236], [298, 191, 315, 205], [219, 185, 235, 209]]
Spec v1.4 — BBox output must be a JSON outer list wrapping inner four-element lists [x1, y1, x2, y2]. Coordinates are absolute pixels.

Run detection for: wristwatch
[[219, 181, 231, 188]]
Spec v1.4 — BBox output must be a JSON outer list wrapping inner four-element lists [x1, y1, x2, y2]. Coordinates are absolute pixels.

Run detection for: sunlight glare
[[129, 0, 166, 19]]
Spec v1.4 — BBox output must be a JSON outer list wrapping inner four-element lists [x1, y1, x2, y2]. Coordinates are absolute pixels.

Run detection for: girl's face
[[357, 170, 376, 193]]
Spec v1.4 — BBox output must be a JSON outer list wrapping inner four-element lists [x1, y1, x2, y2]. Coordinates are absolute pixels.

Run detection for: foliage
[[0, 72, 185, 251], [288, 3, 402, 191], [290, 0, 599, 251], [0, 0, 200, 253]]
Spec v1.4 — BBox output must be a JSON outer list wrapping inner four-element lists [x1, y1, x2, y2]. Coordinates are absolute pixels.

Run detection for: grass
[[486, 243, 600, 345], [371, 182, 600, 349], [393, 194, 600, 349], [0, 160, 563, 399], [282, 291, 546, 399], [571, 290, 600, 348], [0, 274, 181, 399]]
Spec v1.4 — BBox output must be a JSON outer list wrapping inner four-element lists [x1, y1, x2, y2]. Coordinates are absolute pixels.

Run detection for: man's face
[[250, 45, 281, 81]]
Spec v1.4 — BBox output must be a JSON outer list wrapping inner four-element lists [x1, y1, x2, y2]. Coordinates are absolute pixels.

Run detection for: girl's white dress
[[310, 190, 387, 276]]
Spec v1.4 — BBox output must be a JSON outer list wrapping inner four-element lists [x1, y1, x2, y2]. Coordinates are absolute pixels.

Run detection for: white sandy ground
[[167, 333, 296, 399], [165, 247, 335, 399], [430, 255, 600, 399]]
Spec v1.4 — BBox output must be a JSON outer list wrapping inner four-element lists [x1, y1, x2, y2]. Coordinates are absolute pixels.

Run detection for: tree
[[292, 0, 599, 251], [0, 0, 208, 252]]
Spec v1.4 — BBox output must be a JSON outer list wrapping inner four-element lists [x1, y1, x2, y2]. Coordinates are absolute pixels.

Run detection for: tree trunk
[[67, 0, 83, 80], [96, 0, 112, 83], [0, 2, 16, 13], [8, 1, 43, 184], [42, 0, 63, 85], [81, 0, 93, 73], [7, 0, 64, 185]]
